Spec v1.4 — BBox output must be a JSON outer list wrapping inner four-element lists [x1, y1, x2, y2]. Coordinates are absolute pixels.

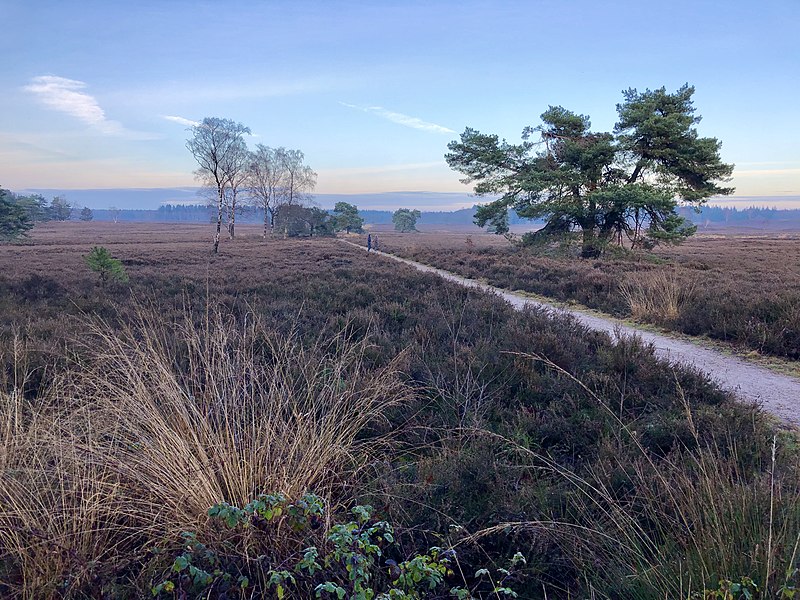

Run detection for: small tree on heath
[[0, 188, 33, 240], [392, 208, 421, 233], [332, 202, 364, 233], [85, 246, 128, 287]]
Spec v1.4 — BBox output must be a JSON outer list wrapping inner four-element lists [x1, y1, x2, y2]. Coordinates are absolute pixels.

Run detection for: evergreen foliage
[[13, 194, 52, 223], [84, 246, 128, 286], [446, 85, 734, 257], [392, 208, 421, 232], [331, 202, 364, 233], [49, 195, 73, 221], [0, 187, 34, 240]]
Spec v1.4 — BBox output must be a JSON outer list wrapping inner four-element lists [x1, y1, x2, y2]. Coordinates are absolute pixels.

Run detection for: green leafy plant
[[151, 532, 250, 597], [692, 577, 759, 600], [153, 493, 524, 599], [84, 246, 128, 286]]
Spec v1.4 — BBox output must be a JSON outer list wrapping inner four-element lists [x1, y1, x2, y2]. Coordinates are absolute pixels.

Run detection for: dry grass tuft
[[0, 304, 410, 597], [618, 269, 696, 322]]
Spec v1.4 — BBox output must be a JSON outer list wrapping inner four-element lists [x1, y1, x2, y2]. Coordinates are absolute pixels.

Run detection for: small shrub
[[84, 246, 128, 286], [153, 493, 525, 599]]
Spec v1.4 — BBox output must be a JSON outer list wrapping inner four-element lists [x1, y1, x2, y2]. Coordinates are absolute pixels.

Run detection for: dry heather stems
[[463, 353, 800, 598], [0, 305, 409, 597]]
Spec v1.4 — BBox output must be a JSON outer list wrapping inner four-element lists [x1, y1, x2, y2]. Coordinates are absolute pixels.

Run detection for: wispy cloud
[[24, 75, 156, 139], [162, 115, 261, 137], [113, 75, 350, 106], [162, 115, 200, 127], [340, 102, 455, 134]]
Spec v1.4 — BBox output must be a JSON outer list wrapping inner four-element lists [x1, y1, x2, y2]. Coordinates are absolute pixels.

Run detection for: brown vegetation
[[0, 222, 797, 598], [363, 231, 800, 359]]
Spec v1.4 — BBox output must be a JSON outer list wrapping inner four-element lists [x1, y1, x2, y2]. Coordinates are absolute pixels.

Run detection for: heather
[[0, 223, 797, 598]]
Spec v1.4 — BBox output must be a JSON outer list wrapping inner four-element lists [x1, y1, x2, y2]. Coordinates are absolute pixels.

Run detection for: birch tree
[[276, 149, 317, 237], [223, 142, 250, 239], [247, 145, 286, 238], [186, 117, 251, 253]]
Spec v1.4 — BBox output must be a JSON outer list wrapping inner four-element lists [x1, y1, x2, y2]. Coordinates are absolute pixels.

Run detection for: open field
[[359, 231, 800, 360], [1, 222, 799, 598]]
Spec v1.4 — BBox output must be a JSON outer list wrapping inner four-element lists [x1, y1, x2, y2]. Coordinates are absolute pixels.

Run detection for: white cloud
[[162, 115, 200, 127], [113, 75, 350, 106], [162, 115, 261, 137], [24, 75, 155, 139], [340, 102, 455, 134]]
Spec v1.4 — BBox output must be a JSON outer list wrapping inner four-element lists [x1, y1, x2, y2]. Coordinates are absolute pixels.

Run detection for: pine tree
[[446, 85, 733, 257]]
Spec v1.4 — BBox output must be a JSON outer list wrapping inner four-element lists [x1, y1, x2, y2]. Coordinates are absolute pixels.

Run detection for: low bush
[[152, 493, 525, 599]]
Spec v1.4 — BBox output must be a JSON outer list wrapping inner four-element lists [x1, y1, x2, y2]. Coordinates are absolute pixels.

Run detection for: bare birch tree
[[224, 143, 250, 239], [276, 149, 317, 238], [247, 145, 286, 239], [186, 118, 250, 253]]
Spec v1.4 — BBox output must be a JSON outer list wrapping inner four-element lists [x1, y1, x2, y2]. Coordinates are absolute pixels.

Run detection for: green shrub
[[152, 493, 524, 599], [84, 246, 128, 286]]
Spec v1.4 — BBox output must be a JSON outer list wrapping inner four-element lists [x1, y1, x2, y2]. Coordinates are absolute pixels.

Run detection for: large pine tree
[[446, 85, 734, 257]]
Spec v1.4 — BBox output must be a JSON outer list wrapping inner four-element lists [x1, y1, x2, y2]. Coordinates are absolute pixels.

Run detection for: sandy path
[[346, 242, 800, 427]]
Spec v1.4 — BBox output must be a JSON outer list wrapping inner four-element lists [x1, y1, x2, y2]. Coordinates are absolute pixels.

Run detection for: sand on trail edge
[[345, 241, 800, 428]]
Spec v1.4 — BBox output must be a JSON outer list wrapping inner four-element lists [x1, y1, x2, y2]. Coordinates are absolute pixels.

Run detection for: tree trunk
[[263, 207, 268, 240], [269, 209, 275, 237], [213, 191, 223, 254], [229, 198, 236, 239], [580, 227, 602, 258], [628, 161, 645, 184]]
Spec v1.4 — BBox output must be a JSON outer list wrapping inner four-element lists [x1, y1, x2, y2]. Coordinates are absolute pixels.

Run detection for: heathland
[[365, 230, 800, 360], [0, 222, 798, 599]]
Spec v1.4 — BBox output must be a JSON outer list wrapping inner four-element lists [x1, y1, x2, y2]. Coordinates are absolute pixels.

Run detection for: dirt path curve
[[345, 241, 800, 427]]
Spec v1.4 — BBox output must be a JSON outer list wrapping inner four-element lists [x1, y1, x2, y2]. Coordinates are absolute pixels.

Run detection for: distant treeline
[[678, 205, 800, 226], [74, 203, 800, 229], [89, 205, 490, 226], [93, 205, 541, 226]]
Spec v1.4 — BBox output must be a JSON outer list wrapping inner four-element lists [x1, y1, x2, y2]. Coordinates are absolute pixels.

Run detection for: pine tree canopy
[[445, 84, 734, 257]]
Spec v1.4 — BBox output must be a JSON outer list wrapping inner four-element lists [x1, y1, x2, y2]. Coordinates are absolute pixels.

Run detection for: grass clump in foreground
[[0, 305, 410, 597]]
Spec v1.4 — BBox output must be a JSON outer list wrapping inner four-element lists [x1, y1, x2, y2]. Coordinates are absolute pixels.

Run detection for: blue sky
[[1, 0, 798, 208]]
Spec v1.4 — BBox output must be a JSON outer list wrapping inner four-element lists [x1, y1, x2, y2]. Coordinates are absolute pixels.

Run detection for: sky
[[1, 0, 798, 209]]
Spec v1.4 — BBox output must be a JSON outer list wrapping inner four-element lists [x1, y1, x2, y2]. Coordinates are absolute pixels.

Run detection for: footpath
[[345, 241, 800, 428]]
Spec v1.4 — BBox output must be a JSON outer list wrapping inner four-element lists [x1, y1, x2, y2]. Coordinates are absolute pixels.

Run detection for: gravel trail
[[347, 242, 800, 427]]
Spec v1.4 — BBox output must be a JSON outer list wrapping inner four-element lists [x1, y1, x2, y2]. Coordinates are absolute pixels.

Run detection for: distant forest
[[81, 203, 800, 230]]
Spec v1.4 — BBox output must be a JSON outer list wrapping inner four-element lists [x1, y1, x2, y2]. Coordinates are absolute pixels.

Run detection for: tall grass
[[0, 305, 410, 597], [617, 270, 695, 323], [465, 354, 800, 599]]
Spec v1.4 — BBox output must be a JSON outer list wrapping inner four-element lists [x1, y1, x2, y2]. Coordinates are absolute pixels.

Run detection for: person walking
[[367, 233, 372, 252], [373, 234, 379, 251]]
